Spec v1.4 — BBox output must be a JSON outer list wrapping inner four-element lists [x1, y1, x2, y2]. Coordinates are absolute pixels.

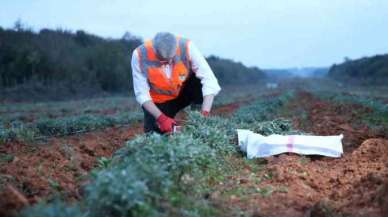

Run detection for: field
[[1, 80, 388, 217]]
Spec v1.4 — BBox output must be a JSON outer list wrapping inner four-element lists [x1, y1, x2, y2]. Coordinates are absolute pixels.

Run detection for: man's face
[[157, 53, 175, 65], [153, 32, 177, 64], [155, 42, 176, 65]]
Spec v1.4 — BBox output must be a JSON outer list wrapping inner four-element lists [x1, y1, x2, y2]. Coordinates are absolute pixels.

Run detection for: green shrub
[[19, 200, 85, 217], [85, 163, 166, 217], [0, 124, 37, 144], [239, 119, 299, 136]]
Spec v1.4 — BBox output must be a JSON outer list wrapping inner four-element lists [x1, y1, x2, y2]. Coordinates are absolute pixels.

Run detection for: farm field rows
[[0, 85, 264, 216], [1, 82, 388, 217]]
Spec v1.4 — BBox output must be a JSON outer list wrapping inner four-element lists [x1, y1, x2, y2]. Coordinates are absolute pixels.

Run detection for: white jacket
[[131, 41, 221, 105]]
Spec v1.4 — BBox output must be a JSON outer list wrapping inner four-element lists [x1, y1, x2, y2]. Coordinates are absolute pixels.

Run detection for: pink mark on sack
[[287, 136, 295, 152]]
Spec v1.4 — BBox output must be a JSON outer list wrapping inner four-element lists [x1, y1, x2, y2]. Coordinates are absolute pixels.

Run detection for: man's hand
[[157, 114, 176, 133], [201, 110, 210, 117], [202, 95, 214, 117]]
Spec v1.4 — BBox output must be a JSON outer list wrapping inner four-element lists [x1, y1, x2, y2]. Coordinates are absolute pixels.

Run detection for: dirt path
[[212, 91, 388, 217]]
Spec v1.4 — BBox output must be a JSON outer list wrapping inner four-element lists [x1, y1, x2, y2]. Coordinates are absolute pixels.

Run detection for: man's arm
[[131, 50, 163, 118], [142, 100, 162, 118], [188, 41, 221, 114], [131, 50, 176, 133]]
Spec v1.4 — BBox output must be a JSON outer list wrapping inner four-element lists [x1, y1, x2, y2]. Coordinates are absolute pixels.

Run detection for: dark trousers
[[142, 74, 203, 133]]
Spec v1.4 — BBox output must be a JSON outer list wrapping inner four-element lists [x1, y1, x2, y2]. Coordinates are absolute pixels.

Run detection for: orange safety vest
[[136, 37, 191, 103]]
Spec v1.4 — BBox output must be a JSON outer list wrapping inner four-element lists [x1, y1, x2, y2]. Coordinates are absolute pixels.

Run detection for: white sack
[[237, 129, 343, 159]]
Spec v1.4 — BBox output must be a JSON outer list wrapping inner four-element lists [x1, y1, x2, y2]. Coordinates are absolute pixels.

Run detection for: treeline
[[206, 55, 265, 85], [0, 25, 265, 101], [0, 26, 142, 101], [328, 54, 388, 85]]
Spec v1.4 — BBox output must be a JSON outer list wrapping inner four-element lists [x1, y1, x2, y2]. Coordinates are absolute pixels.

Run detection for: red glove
[[156, 114, 176, 133], [201, 110, 210, 117]]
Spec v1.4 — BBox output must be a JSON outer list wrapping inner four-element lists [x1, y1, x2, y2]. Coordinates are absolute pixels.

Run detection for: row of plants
[[0, 87, 280, 144], [0, 96, 138, 125], [316, 91, 388, 113], [315, 91, 388, 126], [0, 111, 143, 144], [19, 92, 296, 217]]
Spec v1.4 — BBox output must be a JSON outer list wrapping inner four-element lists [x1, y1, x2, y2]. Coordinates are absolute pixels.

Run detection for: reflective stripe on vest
[[136, 37, 191, 103]]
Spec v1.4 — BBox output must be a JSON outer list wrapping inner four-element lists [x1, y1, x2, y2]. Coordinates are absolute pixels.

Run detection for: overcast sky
[[1, 0, 388, 68]]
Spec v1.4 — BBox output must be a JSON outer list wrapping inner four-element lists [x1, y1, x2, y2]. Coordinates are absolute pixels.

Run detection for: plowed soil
[[218, 138, 388, 217], [0, 124, 143, 217], [214, 91, 388, 217]]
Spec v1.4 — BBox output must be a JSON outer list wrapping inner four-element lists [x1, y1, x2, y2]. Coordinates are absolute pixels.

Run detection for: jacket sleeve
[[188, 41, 221, 96], [131, 50, 152, 105]]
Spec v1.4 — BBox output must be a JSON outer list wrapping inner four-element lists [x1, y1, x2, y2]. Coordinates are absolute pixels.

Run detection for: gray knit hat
[[153, 32, 177, 60]]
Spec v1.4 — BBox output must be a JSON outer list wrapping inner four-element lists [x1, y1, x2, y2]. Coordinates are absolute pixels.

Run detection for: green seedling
[[299, 156, 311, 165], [256, 185, 274, 197], [276, 186, 289, 193], [0, 154, 14, 163], [96, 157, 112, 169], [48, 178, 62, 191], [263, 172, 273, 180]]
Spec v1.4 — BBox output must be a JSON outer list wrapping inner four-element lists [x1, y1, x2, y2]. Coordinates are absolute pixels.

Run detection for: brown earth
[[213, 91, 388, 217], [212, 103, 242, 117], [0, 123, 143, 217], [217, 138, 388, 217]]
